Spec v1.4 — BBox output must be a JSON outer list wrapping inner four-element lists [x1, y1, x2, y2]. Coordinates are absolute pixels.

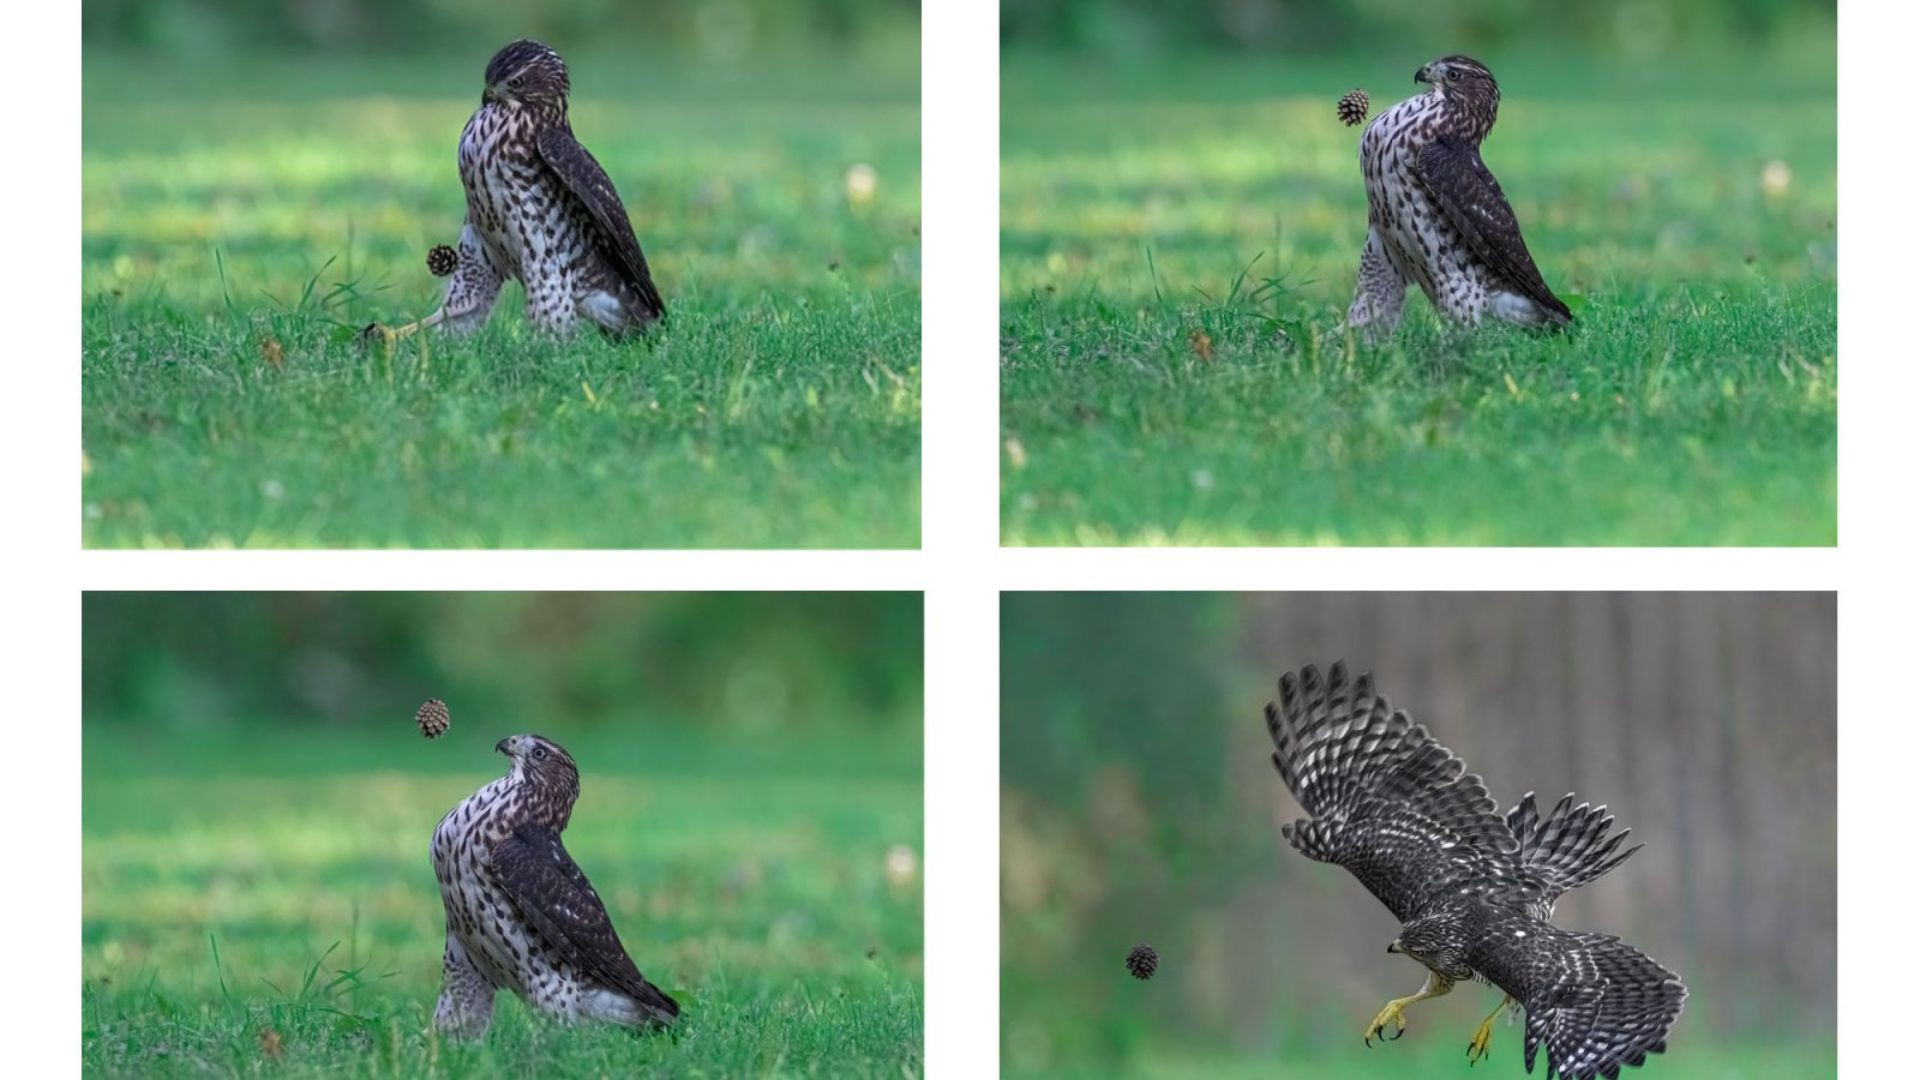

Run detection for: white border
[[14, 1, 1915, 1076]]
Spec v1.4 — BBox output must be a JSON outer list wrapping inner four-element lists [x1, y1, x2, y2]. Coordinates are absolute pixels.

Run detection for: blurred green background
[[84, 592, 923, 1077], [1000, 2, 1835, 546], [87, 0, 918, 53], [1001, 593, 1835, 1078], [1001, 0, 1833, 53], [82, 1, 920, 548]]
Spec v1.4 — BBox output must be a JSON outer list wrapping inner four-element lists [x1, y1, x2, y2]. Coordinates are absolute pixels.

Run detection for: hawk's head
[[1388, 909, 1478, 981], [495, 733, 580, 801], [1416, 55, 1500, 139], [482, 39, 570, 109]]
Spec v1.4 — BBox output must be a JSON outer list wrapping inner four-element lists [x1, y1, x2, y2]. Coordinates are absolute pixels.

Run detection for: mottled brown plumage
[[1264, 663, 1684, 1080], [1345, 56, 1572, 339], [431, 733, 678, 1038], [381, 40, 663, 341]]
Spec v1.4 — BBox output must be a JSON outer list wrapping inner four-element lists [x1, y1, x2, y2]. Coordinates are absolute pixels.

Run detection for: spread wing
[[1505, 791, 1642, 916], [1265, 662, 1523, 923], [1411, 136, 1571, 322], [1472, 911, 1686, 1080], [491, 822, 680, 1022], [535, 125, 666, 319]]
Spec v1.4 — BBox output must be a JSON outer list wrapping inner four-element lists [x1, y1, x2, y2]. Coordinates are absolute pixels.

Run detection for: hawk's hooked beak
[[495, 737, 512, 756], [1415, 65, 1433, 85], [1387, 939, 1404, 954]]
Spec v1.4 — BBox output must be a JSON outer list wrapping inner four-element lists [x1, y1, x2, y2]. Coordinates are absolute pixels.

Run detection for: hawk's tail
[[638, 980, 680, 1026], [1506, 791, 1642, 900], [1522, 932, 1686, 1080]]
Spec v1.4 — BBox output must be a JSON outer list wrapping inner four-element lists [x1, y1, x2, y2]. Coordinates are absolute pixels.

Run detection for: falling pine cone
[[1337, 88, 1370, 127], [426, 244, 458, 277], [416, 698, 451, 739], [1126, 944, 1159, 981]]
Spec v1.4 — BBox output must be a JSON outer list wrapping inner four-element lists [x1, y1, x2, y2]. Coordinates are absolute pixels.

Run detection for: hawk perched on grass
[[431, 734, 679, 1038], [1346, 56, 1572, 338], [1263, 663, 1685, 1080], [390, 40, 664, 341]]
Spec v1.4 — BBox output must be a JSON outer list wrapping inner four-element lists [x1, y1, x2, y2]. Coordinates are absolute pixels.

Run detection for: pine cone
[[426, 244, 458, 277], [1126, 944, 1158, 980], [1337, 88, 1370, 127], [416, 698, 451, 739]]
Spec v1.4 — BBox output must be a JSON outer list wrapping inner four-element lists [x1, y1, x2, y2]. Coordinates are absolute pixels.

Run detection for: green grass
[[1004, 1042, 1836, 1079], [83, 725, 923, 1077], [82, 49, 920, 547], [1000, 48, 1835, 546]]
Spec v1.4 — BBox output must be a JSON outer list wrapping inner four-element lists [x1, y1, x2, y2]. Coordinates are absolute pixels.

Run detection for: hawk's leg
[[1345, 226, 1408, 342], [378, 225, 505, 341], [1466, 994, 1515, 1065], [1364, 970, 1453, 1047], [431, 935, 496, 1040]]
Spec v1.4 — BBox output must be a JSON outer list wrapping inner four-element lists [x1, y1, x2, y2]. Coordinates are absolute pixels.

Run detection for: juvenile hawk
[[1263, 663, 1684, 1079], [1347, 56, 1572, 338], [431, 734, 679, 1038], [388, 40, 664, 340]]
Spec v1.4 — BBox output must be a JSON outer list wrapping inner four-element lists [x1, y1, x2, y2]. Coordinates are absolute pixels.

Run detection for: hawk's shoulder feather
[[535, 125, 666, 320], [491, 822, 680, 1022], [1409, 135, 1571, 323]]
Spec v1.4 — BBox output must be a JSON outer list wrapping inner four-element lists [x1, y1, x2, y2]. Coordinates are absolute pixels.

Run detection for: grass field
[[1002, 1040, 1837, 1080], [82, 724, 923, 1077], [82, 49, 920, 547], [1000, 47, 1835, 546]]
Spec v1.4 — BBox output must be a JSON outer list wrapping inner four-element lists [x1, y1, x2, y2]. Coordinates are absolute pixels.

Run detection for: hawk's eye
[[532, 745, 548, 761], [1446, 68, 1459, 82], [508, 75, 524, 88]]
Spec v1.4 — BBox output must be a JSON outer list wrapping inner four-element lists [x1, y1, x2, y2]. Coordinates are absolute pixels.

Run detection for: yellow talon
[[1363, 972, 1453, 1047], [1467, 995, 1512, 1065], [1364, 998, 1409, 1045]]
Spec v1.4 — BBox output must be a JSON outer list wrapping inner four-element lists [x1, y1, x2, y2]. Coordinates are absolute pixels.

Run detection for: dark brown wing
[[491, 823, 679, 1022], [535, 125, 666, 320], [1266, 662, 1524, 923], [1411, 136, 1571, 323]]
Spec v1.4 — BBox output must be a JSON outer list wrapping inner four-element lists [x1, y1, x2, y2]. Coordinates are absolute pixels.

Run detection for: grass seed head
[[416, 698, 451, 739], [1337, 88, 1370, 127]]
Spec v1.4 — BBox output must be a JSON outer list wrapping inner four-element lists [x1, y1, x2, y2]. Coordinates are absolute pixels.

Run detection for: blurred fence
[[83, 0, 920, 52], [83, 592, 922, 734], [1003, 0, 1835, 54], [1002, 593, 1834, 1066]]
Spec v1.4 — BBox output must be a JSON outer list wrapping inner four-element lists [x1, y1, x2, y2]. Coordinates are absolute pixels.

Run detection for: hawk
[[1263, 663, 1685, 1080], [383, 40, 664, 341], [1346, 56, 1572, 338], [431, 733, 679, 1038]]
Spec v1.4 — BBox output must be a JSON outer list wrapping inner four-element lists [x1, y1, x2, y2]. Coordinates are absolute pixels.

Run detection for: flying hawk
[[1263, 663, 1684, 1080], [1345, 56, 1572, 338], [379, 40, 664, 341], [431, 733, 679, 1038]]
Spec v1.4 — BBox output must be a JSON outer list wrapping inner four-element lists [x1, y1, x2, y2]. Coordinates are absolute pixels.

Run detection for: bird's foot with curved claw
[[1466, 1013, 1495, 1065], [1363, 999, 1409, 1047]]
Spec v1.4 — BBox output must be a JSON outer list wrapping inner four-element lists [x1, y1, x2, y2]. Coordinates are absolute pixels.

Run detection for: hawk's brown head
[[1388, 909, 1478, 981], [482, 39, 570, 109], [495, 733, 581, 806], [1416, 55, 1500, 140]]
